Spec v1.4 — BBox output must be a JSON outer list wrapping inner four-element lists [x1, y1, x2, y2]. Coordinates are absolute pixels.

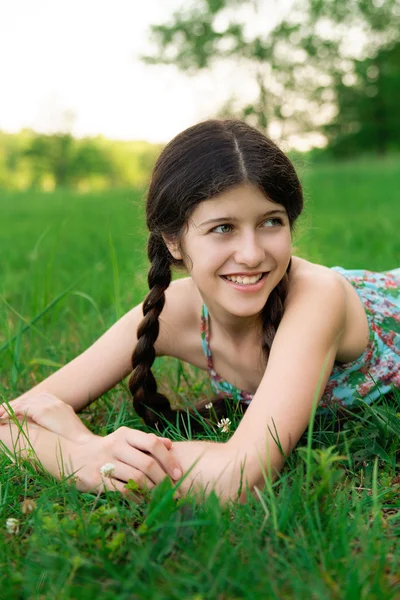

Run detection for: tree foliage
[[325, 41, 400, 155], [142, 0, 400, 153], [0, 131, 163, 191]]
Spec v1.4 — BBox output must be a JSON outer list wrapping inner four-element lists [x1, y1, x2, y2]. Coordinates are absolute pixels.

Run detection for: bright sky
[[0, 0, 299, 144]]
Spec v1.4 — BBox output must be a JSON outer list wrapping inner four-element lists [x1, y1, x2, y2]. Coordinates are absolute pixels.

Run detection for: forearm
[[169, 437, 285, 504], [12, 385, 90, 412], [0, 395, 96, 444], [0, 420, 73, 480], [168, 439, 250, 504]]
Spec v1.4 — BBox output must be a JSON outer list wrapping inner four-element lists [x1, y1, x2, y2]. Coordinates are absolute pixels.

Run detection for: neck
[[205, 302, 263, 348]]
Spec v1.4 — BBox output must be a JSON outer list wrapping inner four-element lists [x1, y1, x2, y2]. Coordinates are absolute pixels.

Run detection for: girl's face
[[168, 183, 292, 320]]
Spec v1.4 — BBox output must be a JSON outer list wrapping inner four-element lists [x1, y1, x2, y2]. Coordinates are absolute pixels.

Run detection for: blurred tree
[[0, 130, 37, 189], [142, 0, 400, 149], [325, 41, 400, 156], [23, 134, 115, 189], [0, 131, 162, 191], [24, 134, 74, 188]]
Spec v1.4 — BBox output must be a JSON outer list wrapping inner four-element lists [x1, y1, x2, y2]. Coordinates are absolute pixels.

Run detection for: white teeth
[[225, 273, 263, 285]]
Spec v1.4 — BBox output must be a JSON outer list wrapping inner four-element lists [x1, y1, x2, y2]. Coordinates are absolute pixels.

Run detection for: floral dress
[[200, 267, 400, 414]]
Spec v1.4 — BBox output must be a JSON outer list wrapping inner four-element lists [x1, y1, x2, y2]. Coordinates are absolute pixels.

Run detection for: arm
[[11, 303, 146, 411], [0, 419, 120, 493], [167, 440, 239, 503], [10, 278, 190, 413], [224, 273, 346, 500], [168, 274, 347, 504], [0, 415, 183, 495], [0, 419, 72, 480], [0, 394, 235, 501]]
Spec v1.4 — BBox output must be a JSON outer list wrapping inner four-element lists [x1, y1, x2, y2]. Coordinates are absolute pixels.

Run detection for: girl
[[1, 119, 399, 504]]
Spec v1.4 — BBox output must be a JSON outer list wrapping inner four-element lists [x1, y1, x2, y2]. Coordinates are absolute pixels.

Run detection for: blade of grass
[[108, 226, 121, 321], [0, 272, 90, 355]]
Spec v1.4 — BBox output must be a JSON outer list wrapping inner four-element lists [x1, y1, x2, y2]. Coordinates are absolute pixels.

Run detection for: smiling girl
[[1, 119, 399, 503]]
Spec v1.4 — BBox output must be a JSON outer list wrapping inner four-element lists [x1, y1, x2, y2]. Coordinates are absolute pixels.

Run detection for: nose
[[234, 231, 265, 267]]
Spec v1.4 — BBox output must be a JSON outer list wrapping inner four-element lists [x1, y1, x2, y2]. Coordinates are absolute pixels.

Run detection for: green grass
[[0, 156, 400, 599]]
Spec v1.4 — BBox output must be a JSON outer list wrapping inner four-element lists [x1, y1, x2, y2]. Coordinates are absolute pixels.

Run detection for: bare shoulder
[[281, 256, 347, 345], [156, 276, 201, 357], [286, 256, 346, 309]]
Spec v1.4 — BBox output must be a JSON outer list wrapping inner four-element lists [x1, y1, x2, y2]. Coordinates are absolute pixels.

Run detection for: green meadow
[[0, 156, 400, 599]]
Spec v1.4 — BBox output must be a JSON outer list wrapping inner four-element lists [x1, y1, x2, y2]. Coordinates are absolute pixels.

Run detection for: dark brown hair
[[129, 119, 303, 433]]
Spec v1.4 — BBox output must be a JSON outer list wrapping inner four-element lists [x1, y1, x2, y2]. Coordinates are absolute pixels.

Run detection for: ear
[[161, 234, 182, 261]]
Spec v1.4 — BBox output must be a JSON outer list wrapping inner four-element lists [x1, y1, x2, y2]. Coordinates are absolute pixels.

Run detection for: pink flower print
[[380, 356, 397, 375], [371, 322, 383, 338], [385, 278, 397, 289], [381, 331, 395, 350], [358, 379, 375, 396]]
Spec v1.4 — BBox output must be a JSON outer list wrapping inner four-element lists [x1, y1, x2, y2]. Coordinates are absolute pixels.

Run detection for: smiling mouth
[[220, 272, 267, 285]]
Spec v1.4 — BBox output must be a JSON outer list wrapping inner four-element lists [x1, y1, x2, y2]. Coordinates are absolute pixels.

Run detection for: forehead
[[190, 183, 285, 223]]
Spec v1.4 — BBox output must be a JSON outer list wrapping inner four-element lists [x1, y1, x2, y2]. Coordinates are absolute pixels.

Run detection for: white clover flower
[[6, 518, 19, 535], [205, 402, 213, 409], [217, 418, 231, 433], [100, 463, 116, 477]]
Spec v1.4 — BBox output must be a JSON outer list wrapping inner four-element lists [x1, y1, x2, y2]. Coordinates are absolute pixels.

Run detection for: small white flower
[[6, 518, 19, 535], [100, 463, 116, 477], [217, 418, 231, 433], [205, 402, 213, 409]]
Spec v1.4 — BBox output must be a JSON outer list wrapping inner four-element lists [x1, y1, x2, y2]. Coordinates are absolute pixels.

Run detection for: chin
[[226, 298, 269, 317]]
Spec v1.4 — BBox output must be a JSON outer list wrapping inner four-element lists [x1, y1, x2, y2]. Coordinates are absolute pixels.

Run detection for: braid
[[129, 233, 228, 433], [129, 232, 173, 426], [260, 258, 292, 360]]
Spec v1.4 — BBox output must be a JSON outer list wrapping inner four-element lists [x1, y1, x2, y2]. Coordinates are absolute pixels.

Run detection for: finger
[[2, 399, 39, 416], [5, 403, 38, 422], [116, 446, 168, 486], [0, 402, 18, 417], [74, 476, 131, 496], [1, 403, 26, 418], [121, 429, 182, 480], [160, 437, 172, 449], [115, 461, 156, 490]]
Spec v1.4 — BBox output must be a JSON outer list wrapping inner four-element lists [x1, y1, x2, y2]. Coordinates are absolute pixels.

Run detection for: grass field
[[0, 155, 400, 599]]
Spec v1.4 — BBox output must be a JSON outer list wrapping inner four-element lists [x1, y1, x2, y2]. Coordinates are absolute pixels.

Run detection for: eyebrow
[[198, 209, 287, 228]]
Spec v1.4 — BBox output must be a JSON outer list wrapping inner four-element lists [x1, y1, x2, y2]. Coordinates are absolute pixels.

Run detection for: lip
[[220, 272, 269, 292], [221, 271, 264, 277]]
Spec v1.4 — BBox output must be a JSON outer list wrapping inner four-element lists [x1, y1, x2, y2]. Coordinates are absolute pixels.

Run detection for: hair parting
[[129, 119, 303, 434]]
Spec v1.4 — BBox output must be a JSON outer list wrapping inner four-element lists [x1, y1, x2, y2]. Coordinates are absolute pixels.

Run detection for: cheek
[[271, 230, 292, 255], [188, 239, 227, 267]]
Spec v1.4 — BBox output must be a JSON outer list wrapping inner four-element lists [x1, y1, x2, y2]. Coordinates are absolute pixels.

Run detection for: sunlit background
[[1, 0, 297, 142], [1, 0, 399, 190]]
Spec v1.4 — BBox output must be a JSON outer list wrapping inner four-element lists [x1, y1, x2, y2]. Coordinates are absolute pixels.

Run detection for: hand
[[0, 393, 174, 452], [63, 427, 183, 496], [1, 394, 180, 496], [0, 393, 93, 443]]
